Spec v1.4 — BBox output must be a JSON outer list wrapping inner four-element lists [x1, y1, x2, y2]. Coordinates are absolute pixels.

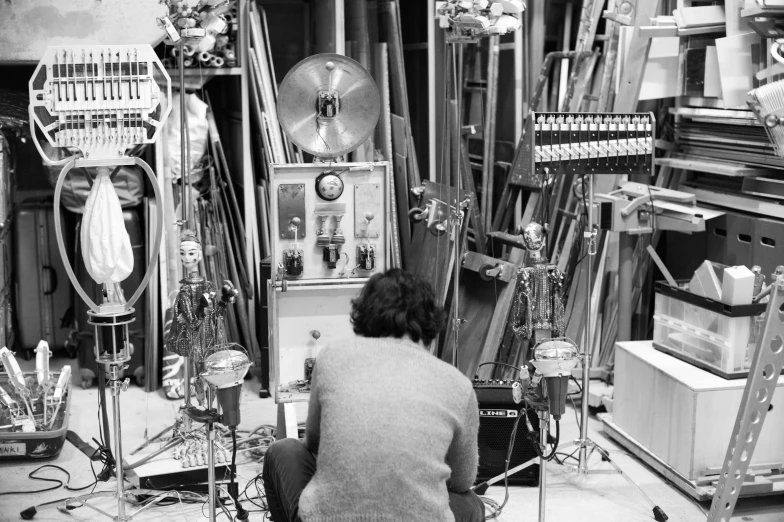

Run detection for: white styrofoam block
[[722, 265, 755, 306], [689, 260, 722, 301]]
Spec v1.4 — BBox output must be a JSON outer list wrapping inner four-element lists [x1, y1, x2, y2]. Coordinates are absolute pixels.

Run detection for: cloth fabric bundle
[[81, 172, 134, 284]]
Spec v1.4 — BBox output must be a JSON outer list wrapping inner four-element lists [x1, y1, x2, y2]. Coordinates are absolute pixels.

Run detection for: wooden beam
[[613, 0, 662, 113]]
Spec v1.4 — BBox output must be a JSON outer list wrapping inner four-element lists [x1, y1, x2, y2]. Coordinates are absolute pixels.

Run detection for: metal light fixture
[[530, 338, 579, 421]]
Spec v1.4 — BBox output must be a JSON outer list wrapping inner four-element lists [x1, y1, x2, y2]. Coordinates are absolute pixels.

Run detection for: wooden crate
[[614, 341, 784, 482]]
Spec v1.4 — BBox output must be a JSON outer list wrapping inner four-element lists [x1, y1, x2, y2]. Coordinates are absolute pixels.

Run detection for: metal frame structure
[[708, 275, 784, 521]]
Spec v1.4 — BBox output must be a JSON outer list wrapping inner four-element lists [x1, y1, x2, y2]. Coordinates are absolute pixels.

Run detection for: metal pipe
[[538, 411, 548, 522], [182, 358, 192, 430], [207, 386, 217, 522], [450, 42, 463, 369], [578, 175, 594, 473], [452, 211, 461, 368], [179, 43, 188, 229], [111, 369, 127, 521]]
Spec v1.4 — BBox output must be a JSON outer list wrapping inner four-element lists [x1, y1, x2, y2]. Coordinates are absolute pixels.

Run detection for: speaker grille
[[476, 399, 540, 486]]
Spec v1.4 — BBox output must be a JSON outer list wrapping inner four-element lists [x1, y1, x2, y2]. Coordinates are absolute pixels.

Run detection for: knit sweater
[[298, 336, 480, 522]]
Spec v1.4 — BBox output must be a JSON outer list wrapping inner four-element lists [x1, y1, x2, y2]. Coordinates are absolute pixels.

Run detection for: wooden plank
[[657, 155, 769, 177], [379, 0, 421, 187], [680, 185, 784, 220], [375, 43, 403, 268], [460, 137, 487, 253], [407, 181, 469, 307], [249, 4, 286, 164], [440, 253, 517, 377], [600, 413, 714, 502], [482, 36, 500, 230], [613, 0, 662, 113], [672, 6, 726, 29], [241, 0, 259, 334], [574, 0, 607, 54]]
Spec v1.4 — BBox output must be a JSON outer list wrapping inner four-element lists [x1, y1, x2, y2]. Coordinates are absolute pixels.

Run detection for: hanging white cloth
[[81, 171, 134, 284]]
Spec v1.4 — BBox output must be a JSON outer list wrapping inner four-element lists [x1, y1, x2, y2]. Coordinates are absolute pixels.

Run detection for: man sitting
[[263, 268, 485, 521]]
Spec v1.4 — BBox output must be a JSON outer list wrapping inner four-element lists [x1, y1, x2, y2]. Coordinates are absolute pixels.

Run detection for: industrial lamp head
[[531, 338, 579, 420], [201, 347, 251, 430], [202, 349, 251, 389]]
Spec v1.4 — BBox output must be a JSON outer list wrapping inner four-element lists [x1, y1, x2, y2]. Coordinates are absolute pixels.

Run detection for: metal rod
[[110, 367, 127, 521], [206, 386, 217, 522], [182, 357, 192, 430], [450, 43, 463, 369], [578, 175, 593, 473], [452, 212, 461, 368], [538, 411, 548, 522], [179, 43, 188, 228]]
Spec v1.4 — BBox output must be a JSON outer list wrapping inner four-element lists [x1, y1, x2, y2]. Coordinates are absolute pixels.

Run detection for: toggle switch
[[323, 244, 339, 269], [284, 250, 304, 276], [317, 215, 330, 246], [332, 214, 346, 245], [356, 245, 376, 270]]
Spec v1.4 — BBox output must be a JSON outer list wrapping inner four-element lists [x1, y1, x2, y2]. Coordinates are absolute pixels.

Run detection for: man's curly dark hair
[[350, 269, 446, 346]]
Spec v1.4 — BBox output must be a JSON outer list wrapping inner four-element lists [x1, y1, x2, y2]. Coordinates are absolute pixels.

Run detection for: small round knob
[[311, 330, 321, 340], [365, 211, 375, 222], [326, 61, 335, 71], [291, 217, 301, 227]]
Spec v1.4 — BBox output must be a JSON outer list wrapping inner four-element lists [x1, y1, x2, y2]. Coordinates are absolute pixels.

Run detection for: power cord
[[230, 430, 250, 521], [0, 464, 96, 497]]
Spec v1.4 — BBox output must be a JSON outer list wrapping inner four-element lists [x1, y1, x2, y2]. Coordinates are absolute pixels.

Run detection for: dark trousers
[[262, 438, 486, 522]]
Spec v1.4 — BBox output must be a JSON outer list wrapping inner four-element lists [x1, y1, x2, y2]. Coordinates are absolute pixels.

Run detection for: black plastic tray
[[0, 372, 70, 460], [655, 280, 767, 318]]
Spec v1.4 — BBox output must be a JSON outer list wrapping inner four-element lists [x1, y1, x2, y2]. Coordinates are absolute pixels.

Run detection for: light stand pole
[[553, 175, 668, 522], [91, 309, 135, 521], [178, 38, 194, 427], [537, 409, 549, 522], [451, 199, 468, 368], [577, 174, 595, 473], [205, 385, 217, 522]]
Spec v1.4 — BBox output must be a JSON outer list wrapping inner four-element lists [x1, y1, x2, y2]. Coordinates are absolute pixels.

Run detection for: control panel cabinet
[[268, 162, 392, 403]]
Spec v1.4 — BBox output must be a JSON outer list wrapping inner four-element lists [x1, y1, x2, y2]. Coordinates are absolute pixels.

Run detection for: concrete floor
[[0, 357, 782, 522]]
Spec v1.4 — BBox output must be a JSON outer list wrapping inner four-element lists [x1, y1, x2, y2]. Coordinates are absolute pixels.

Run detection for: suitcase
[[13, 202, 76, 359], [75, 207, 146, 388]]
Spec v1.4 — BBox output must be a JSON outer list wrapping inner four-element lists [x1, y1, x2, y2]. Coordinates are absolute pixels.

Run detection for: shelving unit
[[164, 67, 243, 77]]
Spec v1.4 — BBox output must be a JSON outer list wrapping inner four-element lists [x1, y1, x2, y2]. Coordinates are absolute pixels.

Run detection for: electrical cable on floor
[[479, 409, 524, 519], [0, 464, 96, 496], [476, 361, 522, 374]]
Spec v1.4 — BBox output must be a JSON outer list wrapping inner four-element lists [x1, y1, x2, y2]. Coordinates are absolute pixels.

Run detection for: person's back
[[298, 336, 478, 521], [263, 268, 485, 522]]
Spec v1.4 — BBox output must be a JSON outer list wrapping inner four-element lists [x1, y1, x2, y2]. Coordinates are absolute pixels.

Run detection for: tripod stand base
[[21, 488, 202, 521], [556, 438, 668, 522]]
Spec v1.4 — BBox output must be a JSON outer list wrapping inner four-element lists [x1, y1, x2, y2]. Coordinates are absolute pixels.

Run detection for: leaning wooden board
[[440, 252, 517, 378], [407, 181, 470, 308], [379, 0, 421, 188]]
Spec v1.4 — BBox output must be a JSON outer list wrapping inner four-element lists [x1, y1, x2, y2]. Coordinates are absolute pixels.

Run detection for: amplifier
[[473, 379, 539, 486]]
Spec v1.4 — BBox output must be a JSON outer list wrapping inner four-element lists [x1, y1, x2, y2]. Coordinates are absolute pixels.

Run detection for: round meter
[[315, 171, 344, 201]]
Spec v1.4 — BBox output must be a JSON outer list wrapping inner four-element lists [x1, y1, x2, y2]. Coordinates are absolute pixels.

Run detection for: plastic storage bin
[[652, 281, 767, 379], [0, 371, 71, 460]]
